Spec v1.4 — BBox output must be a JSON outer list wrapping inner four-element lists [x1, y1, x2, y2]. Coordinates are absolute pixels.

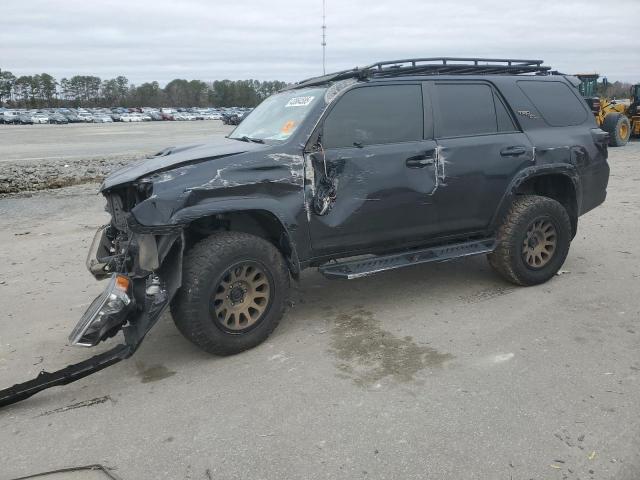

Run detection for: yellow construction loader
[[576, 74, 640, 146]]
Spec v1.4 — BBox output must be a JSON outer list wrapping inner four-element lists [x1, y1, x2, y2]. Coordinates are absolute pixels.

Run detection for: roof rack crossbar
[[292, 57, 551, 88]]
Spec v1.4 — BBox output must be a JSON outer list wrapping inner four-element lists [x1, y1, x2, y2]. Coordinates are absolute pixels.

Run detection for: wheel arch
[[184, 208, 301, 278], [492, 167, 580, 238]]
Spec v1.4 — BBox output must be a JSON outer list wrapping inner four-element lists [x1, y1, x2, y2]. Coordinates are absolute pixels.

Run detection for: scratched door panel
[[308, 140, 439, 256], [428, 80, 534, 234]]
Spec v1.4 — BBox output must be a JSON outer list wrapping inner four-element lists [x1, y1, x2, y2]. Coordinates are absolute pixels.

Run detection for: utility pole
[[322, 0, 327, 75]]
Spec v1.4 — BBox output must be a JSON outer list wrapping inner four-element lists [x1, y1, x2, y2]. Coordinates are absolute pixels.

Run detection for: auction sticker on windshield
[[281, 120, 296, 134], [285, 96, 315, 107]]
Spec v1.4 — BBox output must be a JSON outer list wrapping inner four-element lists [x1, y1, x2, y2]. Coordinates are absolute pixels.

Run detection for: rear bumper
[[579, 160, 610, 216]]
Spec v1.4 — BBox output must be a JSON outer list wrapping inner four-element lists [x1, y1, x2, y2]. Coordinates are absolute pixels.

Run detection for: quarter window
[[517, 80, 587, 127], [322, 85, 423, 149]]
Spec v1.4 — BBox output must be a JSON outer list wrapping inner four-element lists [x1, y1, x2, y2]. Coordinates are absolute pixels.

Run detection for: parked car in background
[[48, 113, 69, 124], [77, 112, 94, 122], [93, 115, 113, 123], [64, 112, 83, 123], [1, 105, 253, 126], [31, 113, 49, 124], [222, 110, 248, 125], [17, 114, 34, 125], [1, 111, 19, 124]]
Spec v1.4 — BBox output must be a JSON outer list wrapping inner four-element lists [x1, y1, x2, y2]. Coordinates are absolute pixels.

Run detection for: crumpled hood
[[101, 137, 267, 191]]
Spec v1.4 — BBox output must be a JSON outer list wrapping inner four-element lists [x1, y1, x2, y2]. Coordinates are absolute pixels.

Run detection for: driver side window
[[322, 84, 423, 149]]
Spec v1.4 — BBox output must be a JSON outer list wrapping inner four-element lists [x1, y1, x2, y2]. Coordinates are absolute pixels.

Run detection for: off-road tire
[[171, 231, 290, 356], [602, 112, 630, 147], [488, 195, 571, 286]]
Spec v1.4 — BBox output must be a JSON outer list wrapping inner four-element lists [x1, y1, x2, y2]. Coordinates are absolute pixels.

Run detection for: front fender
[[131, 191, 305, 275]]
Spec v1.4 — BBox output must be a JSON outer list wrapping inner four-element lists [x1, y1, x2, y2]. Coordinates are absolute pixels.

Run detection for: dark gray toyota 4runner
[[1, 58, 610, 406]]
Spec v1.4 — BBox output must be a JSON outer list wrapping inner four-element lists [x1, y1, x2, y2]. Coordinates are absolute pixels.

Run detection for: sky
[[2, 0, 640, 85]]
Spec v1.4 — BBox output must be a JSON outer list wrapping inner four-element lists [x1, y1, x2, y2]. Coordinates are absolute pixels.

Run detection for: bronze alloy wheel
[[522, 217, 557, 269], [211, 261, 272, 332]]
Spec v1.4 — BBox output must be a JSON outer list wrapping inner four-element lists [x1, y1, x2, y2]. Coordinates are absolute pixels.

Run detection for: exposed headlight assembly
[[69, 274, 133, 347]]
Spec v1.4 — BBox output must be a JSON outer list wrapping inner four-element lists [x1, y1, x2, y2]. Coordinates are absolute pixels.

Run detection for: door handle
[[500, 146, 527, 157], [406, 153, 436, 168]]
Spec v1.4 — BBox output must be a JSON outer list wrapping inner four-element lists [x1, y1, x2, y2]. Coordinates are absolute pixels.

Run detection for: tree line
[[0, 69, 289, 108]]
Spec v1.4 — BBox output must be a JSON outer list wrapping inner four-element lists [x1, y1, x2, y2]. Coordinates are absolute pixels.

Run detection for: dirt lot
[[0, 140, 638, 480]]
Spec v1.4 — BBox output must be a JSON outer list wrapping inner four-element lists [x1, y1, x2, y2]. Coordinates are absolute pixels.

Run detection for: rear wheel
[[488, 195, 571, 286], [603, 113, 630, 147], [171, 231, 290, 356]]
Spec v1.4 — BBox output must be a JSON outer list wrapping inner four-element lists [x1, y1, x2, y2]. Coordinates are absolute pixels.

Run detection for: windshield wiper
[[234, 135, 264, 144]]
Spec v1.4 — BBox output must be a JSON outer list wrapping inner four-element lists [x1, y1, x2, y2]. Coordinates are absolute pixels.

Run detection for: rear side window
[[433, 83, 516, 138], [517, 80, 587, 126], [322, 84, 423, 148]]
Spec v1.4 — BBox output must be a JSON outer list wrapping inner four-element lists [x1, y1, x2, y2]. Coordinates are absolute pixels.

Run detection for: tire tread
[[171, 231, 289, 356]]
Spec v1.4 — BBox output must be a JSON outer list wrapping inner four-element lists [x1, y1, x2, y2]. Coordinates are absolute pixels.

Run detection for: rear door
[[306, 83, 440, 256], [427, 81, 534, 234]]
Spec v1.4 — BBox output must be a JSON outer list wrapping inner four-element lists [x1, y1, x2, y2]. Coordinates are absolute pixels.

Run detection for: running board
[[319, 238, 496, 279]]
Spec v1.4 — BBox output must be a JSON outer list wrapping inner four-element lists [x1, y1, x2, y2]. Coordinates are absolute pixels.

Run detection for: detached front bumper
[[0, 227, 184, 408]]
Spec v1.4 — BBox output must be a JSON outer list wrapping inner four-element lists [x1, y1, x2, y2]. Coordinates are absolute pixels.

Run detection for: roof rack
[[293, 57, 552, 88]]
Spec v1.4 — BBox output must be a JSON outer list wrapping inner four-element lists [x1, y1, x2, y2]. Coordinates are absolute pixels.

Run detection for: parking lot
[[0, 134, 639, 479], [0, 121, 233, 163]]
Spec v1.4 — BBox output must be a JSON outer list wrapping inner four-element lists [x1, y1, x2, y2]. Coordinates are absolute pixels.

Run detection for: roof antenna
[[321, 0, 327, 75]]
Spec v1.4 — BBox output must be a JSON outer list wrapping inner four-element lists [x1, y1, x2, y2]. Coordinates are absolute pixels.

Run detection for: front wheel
[[488, 195, 571, 286], [171, 232, 290, 356]]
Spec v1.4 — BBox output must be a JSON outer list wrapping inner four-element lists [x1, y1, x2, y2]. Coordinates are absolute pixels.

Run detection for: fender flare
[[489, 164, 581, 233], [168, 198, 302, 276]]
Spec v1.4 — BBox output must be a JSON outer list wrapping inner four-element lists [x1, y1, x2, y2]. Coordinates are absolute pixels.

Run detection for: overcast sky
[[2, 0, 639, 84]]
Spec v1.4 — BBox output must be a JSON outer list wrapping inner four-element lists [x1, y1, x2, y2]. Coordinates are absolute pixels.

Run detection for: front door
[[306, 83, 440, 257]]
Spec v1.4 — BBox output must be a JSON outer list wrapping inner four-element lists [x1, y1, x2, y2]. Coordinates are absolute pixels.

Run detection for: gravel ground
[[0, 141, 638, 480], [0, 121, 233, 194]]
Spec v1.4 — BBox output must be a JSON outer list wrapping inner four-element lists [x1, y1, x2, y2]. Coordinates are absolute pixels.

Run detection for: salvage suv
[[0, 58, 610, 406]]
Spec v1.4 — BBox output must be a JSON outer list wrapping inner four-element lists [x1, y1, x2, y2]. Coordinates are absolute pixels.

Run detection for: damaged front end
[[75, 198, 184, 348], [0, 187, 184, 408]]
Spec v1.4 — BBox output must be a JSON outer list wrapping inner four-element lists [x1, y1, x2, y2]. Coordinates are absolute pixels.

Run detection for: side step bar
[[319, 238, 496, 279]]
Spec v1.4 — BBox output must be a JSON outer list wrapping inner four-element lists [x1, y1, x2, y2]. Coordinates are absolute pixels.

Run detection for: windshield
[[229, 87, 326, 142]]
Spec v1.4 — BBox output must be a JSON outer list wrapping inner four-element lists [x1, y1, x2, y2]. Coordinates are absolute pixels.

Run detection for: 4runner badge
[[517, 110, 538, 119]]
